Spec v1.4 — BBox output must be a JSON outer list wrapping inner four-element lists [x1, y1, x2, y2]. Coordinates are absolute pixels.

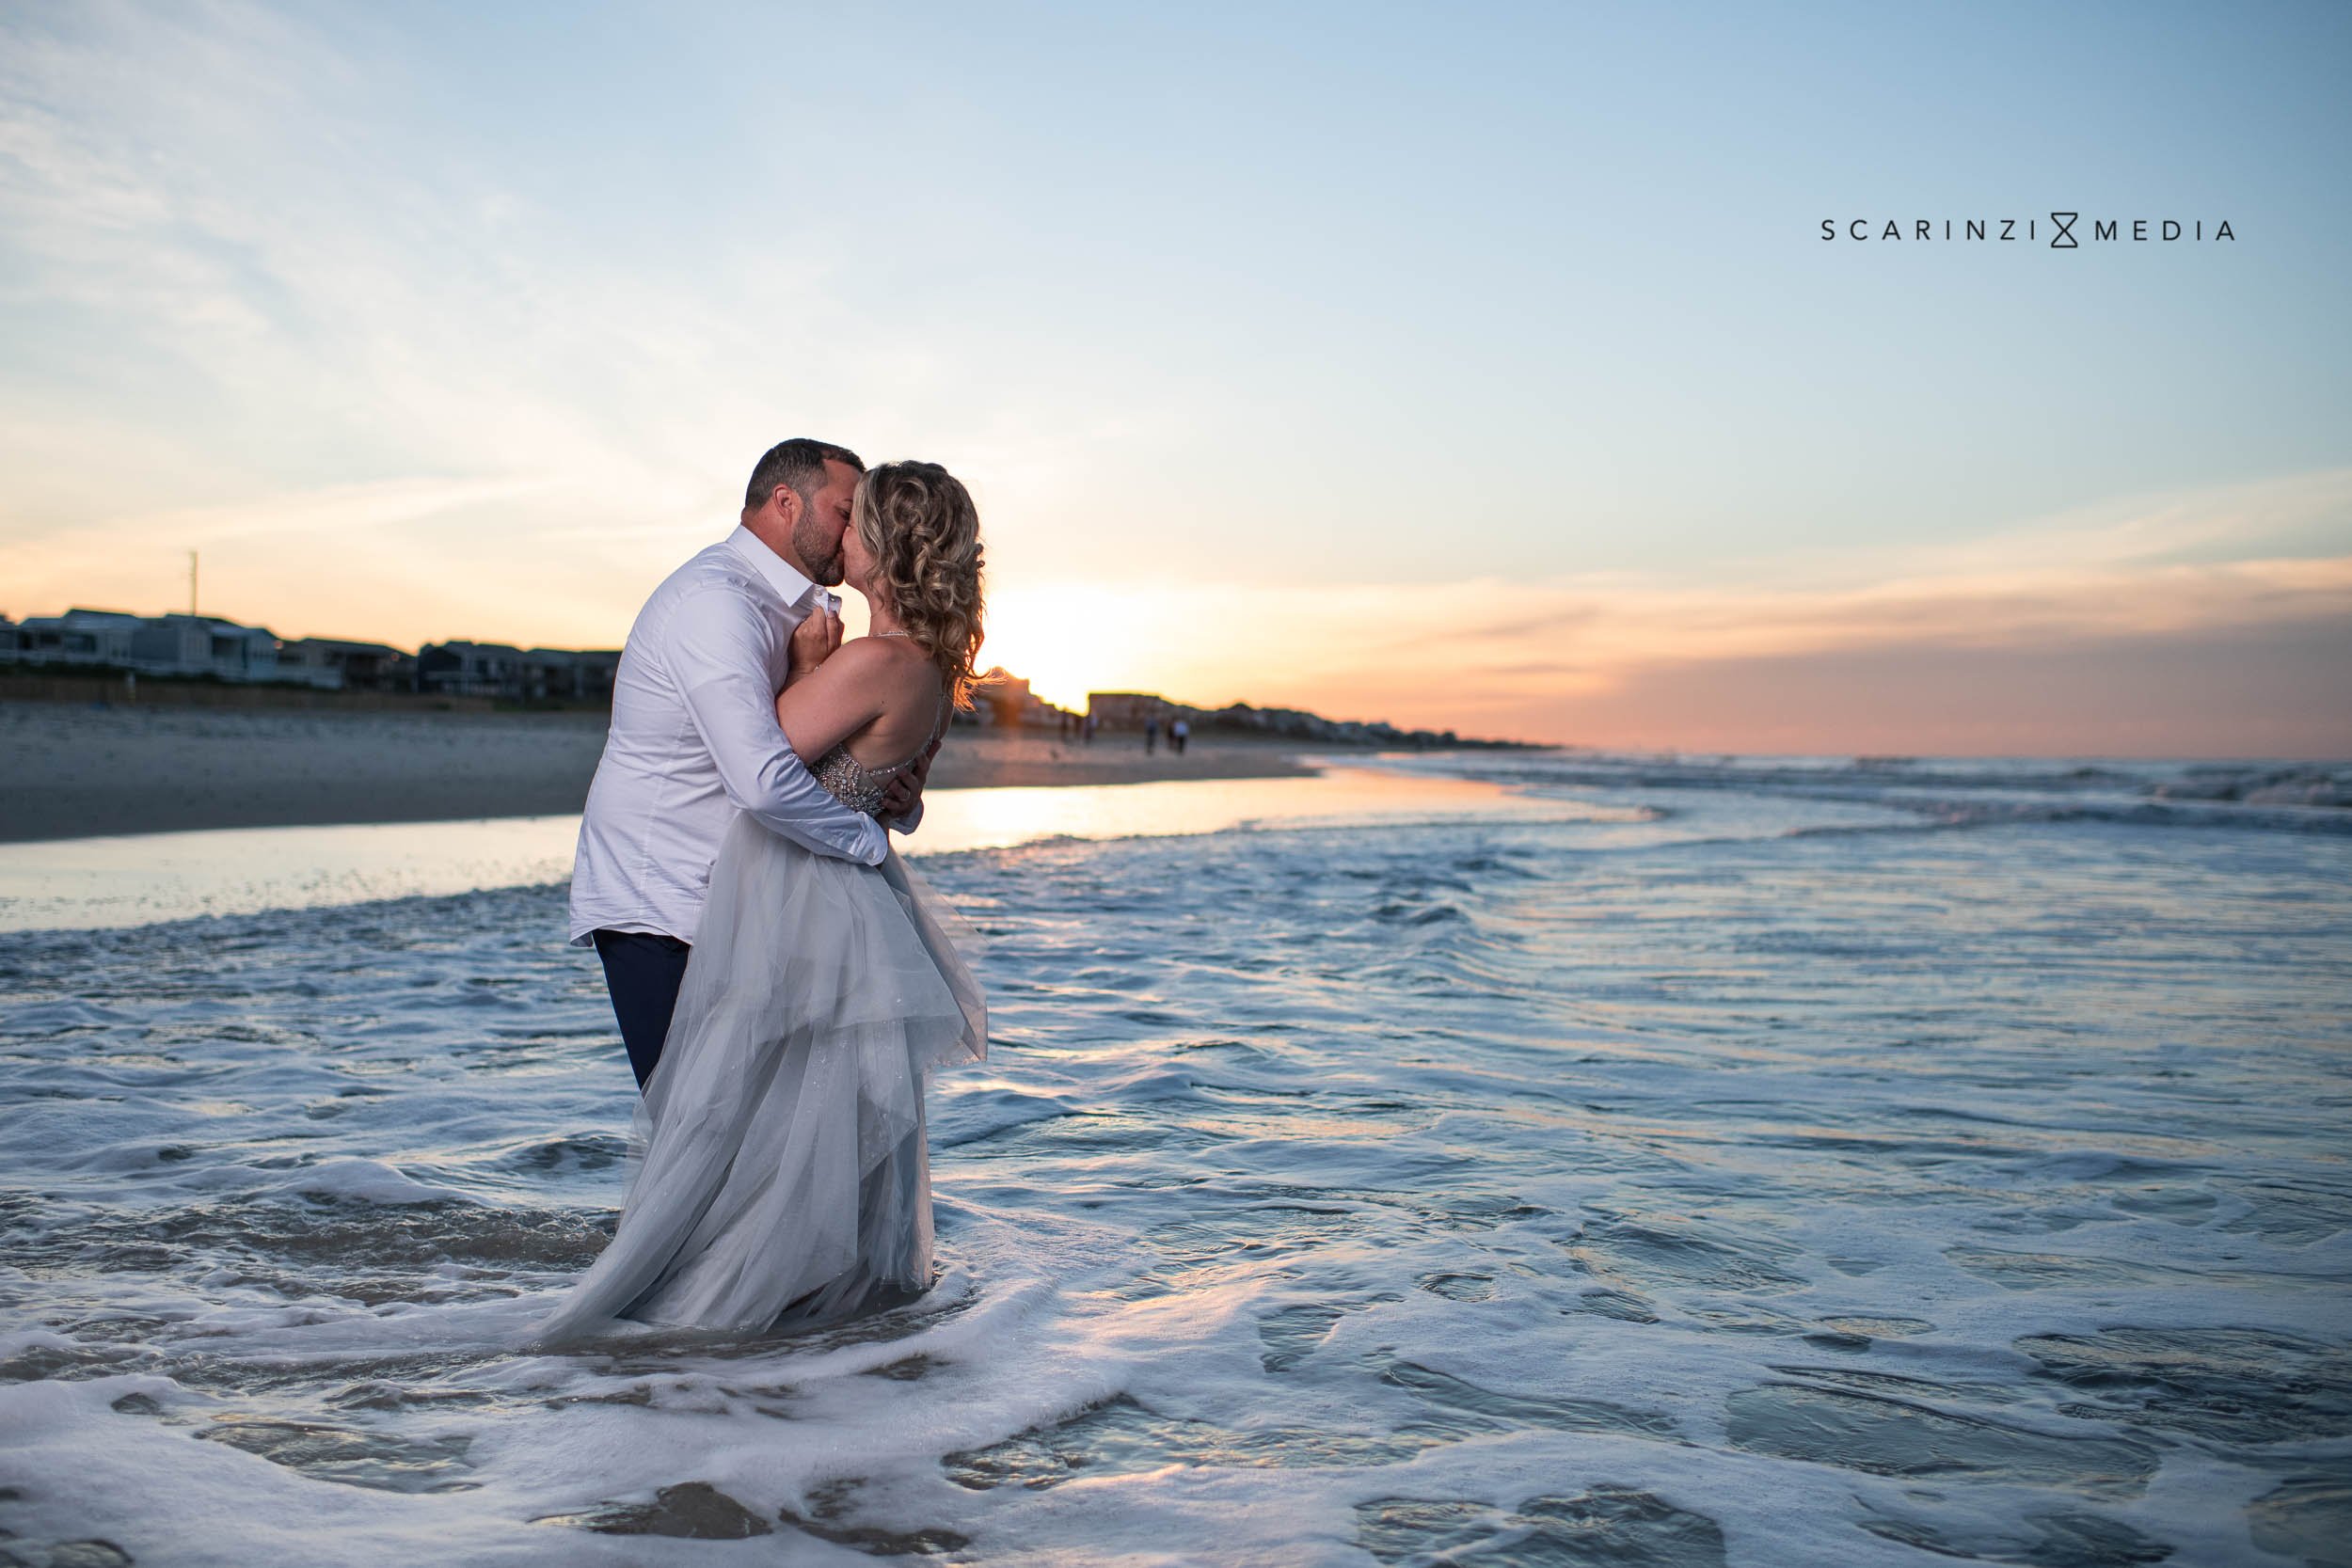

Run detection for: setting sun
[[970, 583, 1186, 711]]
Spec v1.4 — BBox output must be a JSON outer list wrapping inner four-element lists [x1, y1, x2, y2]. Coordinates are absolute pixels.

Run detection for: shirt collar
[[724, 525, 818, 609]]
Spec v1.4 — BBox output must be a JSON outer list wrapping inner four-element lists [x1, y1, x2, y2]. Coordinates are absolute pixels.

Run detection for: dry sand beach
[[0, 702, 1314, 842]]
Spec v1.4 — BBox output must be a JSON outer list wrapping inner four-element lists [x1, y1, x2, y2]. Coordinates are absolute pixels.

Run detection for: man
[[568, 438, 934, 1088]]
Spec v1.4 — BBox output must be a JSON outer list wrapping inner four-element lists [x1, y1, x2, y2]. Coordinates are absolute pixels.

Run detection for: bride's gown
[[531, 713, 983, 1345]]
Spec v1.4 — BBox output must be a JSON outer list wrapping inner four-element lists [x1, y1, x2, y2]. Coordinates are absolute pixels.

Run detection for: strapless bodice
[[812, 702, 948, 817], [811, 743, 923, 816]]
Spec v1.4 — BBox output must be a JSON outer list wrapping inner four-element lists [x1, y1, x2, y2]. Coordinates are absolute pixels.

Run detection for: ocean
[[1, 751, 2346, 1566]]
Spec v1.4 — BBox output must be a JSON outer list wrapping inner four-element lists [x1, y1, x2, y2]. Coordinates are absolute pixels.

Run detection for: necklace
[[873, 629, 914, 641]]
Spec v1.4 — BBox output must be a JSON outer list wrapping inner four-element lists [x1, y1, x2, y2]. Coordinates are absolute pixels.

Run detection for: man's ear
[[770, 483, 799, 525]]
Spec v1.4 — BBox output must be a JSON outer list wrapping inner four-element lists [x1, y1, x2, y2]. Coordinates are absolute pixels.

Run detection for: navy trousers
[[592, 929, 692, 1089]]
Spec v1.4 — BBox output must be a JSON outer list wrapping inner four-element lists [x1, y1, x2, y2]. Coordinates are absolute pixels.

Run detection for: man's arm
[[669, 587, 886, 865]]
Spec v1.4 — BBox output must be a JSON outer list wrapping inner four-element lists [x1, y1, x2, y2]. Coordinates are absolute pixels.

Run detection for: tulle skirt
[[530, 813, 986, 1346]]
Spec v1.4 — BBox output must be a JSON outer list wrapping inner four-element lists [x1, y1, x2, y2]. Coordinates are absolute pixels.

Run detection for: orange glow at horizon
[[5, 478, 2348, 758]]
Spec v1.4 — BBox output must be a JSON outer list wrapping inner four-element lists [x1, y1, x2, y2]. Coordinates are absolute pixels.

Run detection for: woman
[[531, 460, 988, 1345]]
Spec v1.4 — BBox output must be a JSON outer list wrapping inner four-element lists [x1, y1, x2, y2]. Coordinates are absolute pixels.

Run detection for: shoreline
[[0, 766, 1587, 935], [0, 703, 1319, 845]]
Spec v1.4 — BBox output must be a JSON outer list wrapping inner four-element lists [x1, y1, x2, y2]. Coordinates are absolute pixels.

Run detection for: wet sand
[[0, 703, 1314, 843]]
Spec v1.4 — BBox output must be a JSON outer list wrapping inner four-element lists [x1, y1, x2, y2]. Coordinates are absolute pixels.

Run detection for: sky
[[1, 0, 2347, 756]]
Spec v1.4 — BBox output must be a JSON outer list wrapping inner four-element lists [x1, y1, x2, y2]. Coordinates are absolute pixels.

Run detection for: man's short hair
[[743, 438, 865, 512]]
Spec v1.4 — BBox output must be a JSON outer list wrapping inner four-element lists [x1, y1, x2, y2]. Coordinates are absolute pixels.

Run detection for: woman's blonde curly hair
[[852, 460, 986, 708]]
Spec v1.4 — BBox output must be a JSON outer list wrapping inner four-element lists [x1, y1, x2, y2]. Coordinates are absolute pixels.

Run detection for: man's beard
[[791, 511, 845, 586]]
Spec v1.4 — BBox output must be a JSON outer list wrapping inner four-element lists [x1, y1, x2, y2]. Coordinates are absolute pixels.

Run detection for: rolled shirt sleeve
[[667, 586, 888, 865]]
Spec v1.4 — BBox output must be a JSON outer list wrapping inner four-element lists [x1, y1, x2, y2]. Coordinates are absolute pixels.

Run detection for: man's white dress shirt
[[566, 527, 891, 948]]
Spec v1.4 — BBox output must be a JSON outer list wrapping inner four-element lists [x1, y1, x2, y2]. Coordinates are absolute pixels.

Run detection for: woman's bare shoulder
[[832, 635, 938, 700]]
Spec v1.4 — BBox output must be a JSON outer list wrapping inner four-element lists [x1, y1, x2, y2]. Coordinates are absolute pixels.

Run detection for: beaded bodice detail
[[811, 701, 948, 817]]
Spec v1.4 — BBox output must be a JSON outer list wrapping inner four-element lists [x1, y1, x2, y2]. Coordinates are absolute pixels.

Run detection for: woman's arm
[[773, 639, 893, 763], [784, 605, 838, 689]]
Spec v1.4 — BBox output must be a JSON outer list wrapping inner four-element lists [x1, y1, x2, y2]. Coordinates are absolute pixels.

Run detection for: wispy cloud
[[0, 1, 1219, 643], [985, 468, 2352, 752], [2, 3, 2344, 757]]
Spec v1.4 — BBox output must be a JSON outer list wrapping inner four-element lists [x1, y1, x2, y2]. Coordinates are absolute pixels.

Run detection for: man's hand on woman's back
[[881, 745, 931, 826]]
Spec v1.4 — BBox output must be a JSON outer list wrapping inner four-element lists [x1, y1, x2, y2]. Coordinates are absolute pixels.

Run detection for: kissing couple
[[530, 439, 989, 1347]]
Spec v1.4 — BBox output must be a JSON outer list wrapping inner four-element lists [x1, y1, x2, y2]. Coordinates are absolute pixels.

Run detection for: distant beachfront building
[[1086, 691, 1180, 731], [970, 668, 1027, 726], [278, 638, 418, 693], [418, 641, 621, 703], [963, 667, 1073, 728], [2, 607, 625, 701], [0, 608, 314, 685], [417, 641, 526, 699], [5, 609, 143, 669], [530, 647, 623, 703], [131, 613, 288, 683]]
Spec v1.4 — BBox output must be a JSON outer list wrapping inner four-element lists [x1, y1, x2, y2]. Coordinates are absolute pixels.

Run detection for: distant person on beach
[[1145, 717, 1159, 753], [538, 444, 986, 1346], [1171, 718, 1189, 754]]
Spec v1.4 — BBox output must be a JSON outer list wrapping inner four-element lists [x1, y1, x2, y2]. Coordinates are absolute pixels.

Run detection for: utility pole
[[189, 550, 199, 616]]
